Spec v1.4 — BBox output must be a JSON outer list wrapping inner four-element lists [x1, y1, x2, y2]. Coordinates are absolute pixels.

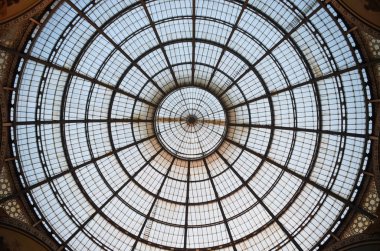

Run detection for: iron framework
[[4, 0, 376, 250]]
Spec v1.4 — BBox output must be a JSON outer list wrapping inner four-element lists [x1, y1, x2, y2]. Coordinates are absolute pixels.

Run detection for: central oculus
[[154, 87, 227, 160], [186, 115, 197, 125]]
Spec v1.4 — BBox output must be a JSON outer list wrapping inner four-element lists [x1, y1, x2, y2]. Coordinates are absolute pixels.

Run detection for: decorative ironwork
[[1, 0, 377, 250], [154, 87, 227, 160]]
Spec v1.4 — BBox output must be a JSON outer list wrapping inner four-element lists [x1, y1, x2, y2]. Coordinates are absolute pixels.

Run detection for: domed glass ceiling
[[9, 0, 374, 250]]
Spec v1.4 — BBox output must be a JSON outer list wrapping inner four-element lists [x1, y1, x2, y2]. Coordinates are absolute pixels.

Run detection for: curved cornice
[[0, 0, 44, 24]]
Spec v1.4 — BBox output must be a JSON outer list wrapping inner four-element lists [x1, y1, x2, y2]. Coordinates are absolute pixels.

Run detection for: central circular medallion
[[186, 115, 197, 125], [154, 87, 227, 160]]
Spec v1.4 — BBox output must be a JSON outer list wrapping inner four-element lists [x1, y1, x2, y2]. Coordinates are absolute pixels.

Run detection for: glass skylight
[[10, 0, 373, 250], [155, 87, 227, 160]]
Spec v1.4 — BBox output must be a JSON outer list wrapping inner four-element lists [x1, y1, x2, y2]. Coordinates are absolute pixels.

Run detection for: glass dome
[[10, 0, 373, 250]]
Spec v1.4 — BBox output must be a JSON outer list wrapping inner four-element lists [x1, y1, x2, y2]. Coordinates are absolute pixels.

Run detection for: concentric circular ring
[[154, 87, 227, 160]]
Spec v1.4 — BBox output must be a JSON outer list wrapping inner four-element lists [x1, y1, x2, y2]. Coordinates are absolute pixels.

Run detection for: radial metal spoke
[[59, 149, 163, 248], [218, 2, 324, 97], [13, 118, 153, 126], [155, 120, 187, 135], [184, 160, 191, 249], [191, 0, 196, 86], [175, 123, 190, 156], [0, 45, 157, 108], [191, 128, 236, 250], [217, 151, 303, 250], [225, 60, 380, 110], [0, 135, 156, 204], [199, 108, 227, 119], [202, 158, 237, 251], [225, 138, 378, 220], [156, 117, 226, 126], [148, 61, 234, 88], [64, 0, 166, 95], [131, 157, 175, 250], [229, 123, 368, 138], [140, 0, 179, 87], [206, 0, 249, 88], [138, 0, 196, 114]]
